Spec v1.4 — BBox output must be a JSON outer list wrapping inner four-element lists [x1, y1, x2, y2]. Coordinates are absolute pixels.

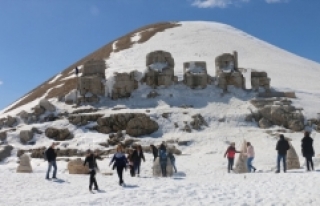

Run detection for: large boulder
[[126, 116, 159, 137], [67, 158, 89, 174], [45, 127, 73, 141], [234, 140, 248, 174], [33, 105, 46, 117], [20, 130, 34, 144], [259, 117, 272, 129], [5, 116, 17, 127], [152, 157, 174, 177], [0, 131, 7, 141], [0, 145, 13, 161], [288, 120, 304, 131], [39, 99, 56, 112], [17, 154, 33, 173]]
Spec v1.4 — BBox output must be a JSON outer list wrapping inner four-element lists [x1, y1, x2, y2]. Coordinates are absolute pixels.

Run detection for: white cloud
[[191, 0, 249, 8], [265, 0, 289, 3]]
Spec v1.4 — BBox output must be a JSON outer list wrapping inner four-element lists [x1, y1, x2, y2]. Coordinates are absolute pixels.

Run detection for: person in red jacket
[[224, 142, 241, 173]]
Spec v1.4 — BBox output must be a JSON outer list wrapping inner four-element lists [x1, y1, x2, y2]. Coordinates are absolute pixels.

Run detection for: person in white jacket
[[244, 142, 257, 173]]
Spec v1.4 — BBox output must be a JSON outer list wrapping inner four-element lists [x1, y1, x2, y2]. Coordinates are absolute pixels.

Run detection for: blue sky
[[0, 0, 319, 110]]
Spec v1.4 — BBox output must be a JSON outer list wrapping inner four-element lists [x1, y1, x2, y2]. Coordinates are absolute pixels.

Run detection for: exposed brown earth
[[5, 22, 180, 113]]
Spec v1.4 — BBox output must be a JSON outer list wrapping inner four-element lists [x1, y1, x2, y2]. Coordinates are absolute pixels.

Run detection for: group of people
[[44, 142, 177, 190], [224, 131, 315, 173]]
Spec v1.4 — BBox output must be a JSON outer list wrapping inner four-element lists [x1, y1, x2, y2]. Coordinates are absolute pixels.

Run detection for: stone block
[[68, 158, 90, 174], [152, 157, 174, 177], [17, 154, 32, 173]]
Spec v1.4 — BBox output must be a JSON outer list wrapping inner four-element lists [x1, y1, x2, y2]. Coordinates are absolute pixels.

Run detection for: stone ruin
[[68, 158, 89, 174], [183, 61, 211, 89], [215, 51, 244, 91], [78, 59, 106, 102], [144, 50, 176, 88], [251, 70, 271, 91], [286, 141, 300, 170], [111, 71, 138, 100], [234, 140, 248, 174], [17, 153, 33, 173]]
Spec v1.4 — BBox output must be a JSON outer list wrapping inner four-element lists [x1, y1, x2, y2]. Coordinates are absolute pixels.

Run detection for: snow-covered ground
[[1, 21, 320, 205]]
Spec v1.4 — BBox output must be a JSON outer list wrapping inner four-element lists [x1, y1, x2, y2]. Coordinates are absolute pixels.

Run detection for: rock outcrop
[[0, 145, 13, 161], [20, 130, 34, 144], [126, 116, 159, 137], [45, 127, 73, 141]]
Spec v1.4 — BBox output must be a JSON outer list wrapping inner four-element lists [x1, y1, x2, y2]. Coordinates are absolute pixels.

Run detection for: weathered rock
[[178, 140, 192, 146], [126, 116, 159, 137], [0, 145, 13, 161], [182, 124, 192, 133], [288, 120, 304, 131], [67, 158, 89, 174], [259, 118, 272, 129], [45, 127, 73, 141], [20, 130, 34, 144], [286, 143, 300, 170], [16, 154, 32, 173], [234, 140, 247, 174], [123, 138, 139, 148], [162, 113, 170, 118], [190, 114, 208, 130], [32, 127, 43, 134], [152, 157, 174, 177], [0, 131, 7, 141], [33, 105, 46, 117], [39, 99, 56, 112], [5, 116, 17, 127]]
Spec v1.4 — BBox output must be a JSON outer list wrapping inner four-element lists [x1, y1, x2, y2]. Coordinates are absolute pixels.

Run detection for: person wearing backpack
[[45, 143, 58, 180], [132, 145, 145, 177], [168, 151, 177, 173], [158, 142, 168, 177], [84, 150, 99, 191]]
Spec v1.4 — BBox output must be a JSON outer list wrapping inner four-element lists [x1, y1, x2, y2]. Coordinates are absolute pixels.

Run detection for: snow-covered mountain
[[1, 21, 320, 205]]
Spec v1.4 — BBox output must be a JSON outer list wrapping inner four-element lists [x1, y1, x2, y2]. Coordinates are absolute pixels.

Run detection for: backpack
[[43, 149, 48, 161], [159, 149, 167, 161]]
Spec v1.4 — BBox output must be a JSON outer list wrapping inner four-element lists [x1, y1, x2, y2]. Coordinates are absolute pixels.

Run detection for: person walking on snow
[[243, 142, 257, 173], [150, 144, 158, 162], [159, 142, 168, 177], [127, 149, 135, 177], [275, 134, 290, 173], [83, 150, 99, 191], [110, 145, 128, 186], [301, 131, 315, 171], [224, 142, 241, 173], [45, 143, 58, 180], [132, 145, 145, 177], [168, 151, 177, 173]]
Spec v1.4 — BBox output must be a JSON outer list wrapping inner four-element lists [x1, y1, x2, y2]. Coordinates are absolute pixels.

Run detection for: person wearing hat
[[224, 142, 241, 173], [84, 150, 99, 191]]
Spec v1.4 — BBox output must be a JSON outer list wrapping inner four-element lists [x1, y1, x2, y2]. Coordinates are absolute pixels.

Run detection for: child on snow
[[224, 142, 241, 173]]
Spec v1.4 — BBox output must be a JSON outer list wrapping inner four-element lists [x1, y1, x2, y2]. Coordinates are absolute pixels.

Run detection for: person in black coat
[[84, 150, 100, 191], [275, 134, 290, 173], [301, 131, 315, 171], [45, 143, 57, 179], [150, 144, 158, 162], [131, 145, 145, 177]]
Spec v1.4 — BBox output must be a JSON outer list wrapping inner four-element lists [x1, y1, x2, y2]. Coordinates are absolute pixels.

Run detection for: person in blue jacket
[[110, 145, 128, 186]]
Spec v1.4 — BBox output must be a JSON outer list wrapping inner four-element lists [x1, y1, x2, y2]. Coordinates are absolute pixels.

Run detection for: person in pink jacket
[[244, 142, 257, 172]]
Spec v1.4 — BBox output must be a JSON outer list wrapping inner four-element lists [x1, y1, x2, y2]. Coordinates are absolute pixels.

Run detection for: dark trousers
[[277, 154, 287, 172], [89, 169, 98, 190], [129, 165, 134, 177], [117, 166, 125, 184], [227, 157, 234, 173], [134, 161, 141, 175], [305, 155, 314, 171], [160, 161, 167, 177]]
